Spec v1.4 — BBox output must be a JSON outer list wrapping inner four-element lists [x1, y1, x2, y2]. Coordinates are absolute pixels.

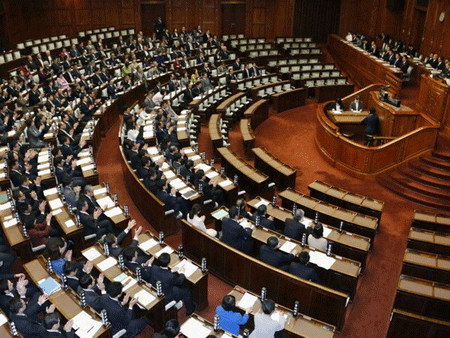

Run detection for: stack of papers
[[96, 196, 115, 209], [238, 292, 258, 309], [134, 289, 156, 307], [3, 218, 18, 228], [93, 187, 108, 196], [77, 158, 92, 165], [104, 207, 123, 218], [147, 147, 159, 155], [170, 178, 186, 190], [279, 241, 296, 254], [72, 311, 103, 338], [194, 163, 211, 172], [155, 246, 174, 258], [52, 209, 63, 216], [218, 179, 233, 188], [205, 171, 219, 179], [39, 169, 51, 176], [138, 238, 158, 252], [49, 199, 63, 210], [37, 162, 50, 170], [43, 187, 58, 196], [82, 164, 95, 171], [83, 247, 102, 261], [164, 170, 175, 179], [97, 257, 117, 271], [180, 317, 212, 338], [211, 209, 229, 220], [174, 259, 198, 277], [239, 219, 253, 229], [254, 199, 270, 208], [0, 203, 11, 211], [309, 251, 336, 270]]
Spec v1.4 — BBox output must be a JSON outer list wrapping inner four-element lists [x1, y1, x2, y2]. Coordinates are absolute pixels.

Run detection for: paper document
[[238, 292, 258, 309], [322, 226, 332, 238], [239, 219, 253, 229], [155, 246, 174, 258], [184, 148, 194, 154], [72, 310, 102, 338], [147, 147, 159, 155], [169, 178, 185, 190], [279, 241, 296, 254], [206, 171, 219, 179], [190, 155, 201, 161], [0, 202, 10, 211], [104, 207, 122, 218], [97, 257, 117, 271], [49, 199, 63, 210], [43, 187, 58, 196], [211, 209, 229, 220], [254, 199, 270, 208], [52, 208, 63, 216], [65, 219, 76, 228], [139, 238, 158, 252], [218, 179, 233, 188], [77, 158, 91, 165], [174, 259, 198, 278], [0, 313, 8, 326], [3, 218, 18, 228], [82, 164, 95, 171], [180, 317, 212, 338], [39, 169, 51, 176], [122, 276, 137, 291], [37, 162, 50, 170], [194, 163, 211, 172], [96, 196, 115, 209], [309, 251, 336, 270], [135, 289, 156, 307], [83, 248, 101, 261], [164, 170, 175, 179], [93, 187, 107, 196]]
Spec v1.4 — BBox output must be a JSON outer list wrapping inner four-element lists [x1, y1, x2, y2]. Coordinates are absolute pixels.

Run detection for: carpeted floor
[[95, 80, 445, 337]]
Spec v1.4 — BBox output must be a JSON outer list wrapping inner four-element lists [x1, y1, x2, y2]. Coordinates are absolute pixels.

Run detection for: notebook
[[38, 277, 61, 295]]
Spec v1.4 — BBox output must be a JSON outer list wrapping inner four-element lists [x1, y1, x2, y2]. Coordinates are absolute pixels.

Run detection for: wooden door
[[412, 9, 426, 54], [141, 4, 166, 37], [222, 4, 246, 35]]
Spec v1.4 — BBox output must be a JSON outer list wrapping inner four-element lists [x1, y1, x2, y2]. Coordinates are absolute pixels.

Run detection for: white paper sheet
[[93, 187, 107, 196], [104, 207, 122, 218], [83, 247, 102, 261], [0, 313, 8, 326], [43, 187, 58, 196], [254, 199, 270, 208], [65, 219, 75, 228], [97, 257, 117, 271], [238, 292, 258, 309], [183, 148, 194, 154], [279, 241, 296, 254], [146, 147, 159, 155], [52, 208, 63, 216], [138, 238, 158, 252], [39, 169, 51, 176], [72, 311, 102, 338], [239, 219, 253, 229], [180, 317, 212, 338], [134, 289, 156, 307], [77, 158, 92, 165], [322, 226, 332, 238], [0, 203, 10, 211], [169, 178, 185, 190], [194, 163, 211, 172], [122, 276, 137, 291], [174, 259, 198, 278], [164, 170, 175, 179], [190, 155, 201, 161], [218, 179, 233, 188], [155, 246, 174, 258], [96, 196, 115, 209], [37, 162, 50, 170], [308, 251, 336, 270], [48, 199, 63, 210], [3, 218, 17, 228], [205, 171, 219, 179], [82, 164, 95, 171]]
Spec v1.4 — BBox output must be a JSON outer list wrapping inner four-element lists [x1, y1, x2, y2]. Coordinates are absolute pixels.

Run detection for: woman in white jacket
[[187, 204, 217, 237]]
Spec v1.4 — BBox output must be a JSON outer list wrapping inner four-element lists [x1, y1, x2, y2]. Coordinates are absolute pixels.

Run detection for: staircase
[[378, 150, 450, 211]]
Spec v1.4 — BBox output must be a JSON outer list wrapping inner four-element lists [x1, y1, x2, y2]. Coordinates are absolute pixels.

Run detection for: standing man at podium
[[350, 96, 364, 112]]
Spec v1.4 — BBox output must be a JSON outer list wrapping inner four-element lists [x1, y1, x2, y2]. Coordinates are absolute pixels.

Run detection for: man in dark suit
[[183, 83, 194, 106], [106, 79, 117, 99], [369, 41, 380, 58], [149, 253, 195, 315], [349, 95, 364, 112], [155, 179, 187, 219], [8, 294, 49, 338], [288, 252, 320, 283], [122, 247, 153, 280], [362, 107, 380, 136], [78, 274, 106, 313], [252, 205, 275, 230], [221, 206, 254, 254], [100, 282, 147, 337], [76, 199, 114, 238], [259, 236, 297, 270], [42, 312, 74, 337], [242, 64, 251, 79], [284, 209, 309, 241], [232, 58, 242, 71], [103, 219, 138, 258]]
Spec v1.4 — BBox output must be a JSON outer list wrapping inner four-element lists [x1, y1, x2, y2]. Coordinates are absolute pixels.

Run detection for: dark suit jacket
[[100, 296, 136, 334], [252, 214, 275, 230], [284, 218, 308, 241], [79, 288, 104, 313], [149, 265, 185, 302], [10, 300, 44, 338], [221, 217, 253, 254], [43, 329, 74, 338], [288, 262, 320, 283], [259, 245, 294, 268], [362, 114, 380, 135]]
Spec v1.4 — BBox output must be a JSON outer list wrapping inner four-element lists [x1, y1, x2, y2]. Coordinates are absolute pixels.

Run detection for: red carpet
[[95, 84, 443, 337]]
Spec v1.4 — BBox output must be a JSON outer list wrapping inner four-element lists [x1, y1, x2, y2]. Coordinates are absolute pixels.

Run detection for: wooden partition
[[271, 87, 307, 113], [327, 34, 403, 98], [387, 309, 450, 338], [181, 220, 350, 331], [315, 85, 440, 179], [243, 99, 270, 129]]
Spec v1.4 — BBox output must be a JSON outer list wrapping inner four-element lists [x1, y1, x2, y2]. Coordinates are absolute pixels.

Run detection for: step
[[388, 172, 450, 200], [420, 156, 450, 171], [378, 176, 450, 211], [409, 161, 450, 180], [399, 167, 450, 190], [433, 150, 450, 162]]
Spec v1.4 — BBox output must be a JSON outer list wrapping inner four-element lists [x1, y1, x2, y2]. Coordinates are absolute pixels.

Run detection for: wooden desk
[[249, 80, 291, 102], [180, 313, 240, 337], [387, 308, 450, 338], [408, 228, 450, 256], [240, 119, 255, 159], [228, 286, 336, 338], [243, 99, 270, 129], [308, 180, 384, 220], [315, 84, 355, 103], [0, 309, 18, 337], [327, 110, 369, 125], [315, 85, 440, 179], [252, 147, 296, 190], [82, 245, 166, 331], [412, 210, 450, 234], [209, 114, 223, 151], [231, 74, 279, 95], [271, 88, 307, 114], [402, 248, 450, 284], [245, 198, 371, 268], [279, 188, 378, 242], [23, 257, 111, 338], [394, 275, 450, 321], [137, 232, 208, 310], [218, 147, 274, 200], [212, 206, 361, 298], [327, 34, 403, 98], [181, 220, 350, 331]]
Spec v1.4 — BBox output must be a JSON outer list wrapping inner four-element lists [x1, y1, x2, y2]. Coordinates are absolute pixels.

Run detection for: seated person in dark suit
[[288, 251, 320, 283], [400, 56, 410, 74], [153, 319, 180, 338], [76, 199, 114, 238], [155, 179, 188, 219], [78, 274, 106, 313], [236, 198, 253, 220], [122, 246, 153, 280], [362, 107, 380, 136], [349, 95, 364, 112], [102, 219, 138, 258], [252, 204, 275, 230], [329, 97, 346, 112], [284, 209, 309, 241], [100, 282, 147, 337], [259, 236, 298, 271], [221, 206, 254, 255], [42, 312, 74, 338], [149, 253, 195, 315]]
